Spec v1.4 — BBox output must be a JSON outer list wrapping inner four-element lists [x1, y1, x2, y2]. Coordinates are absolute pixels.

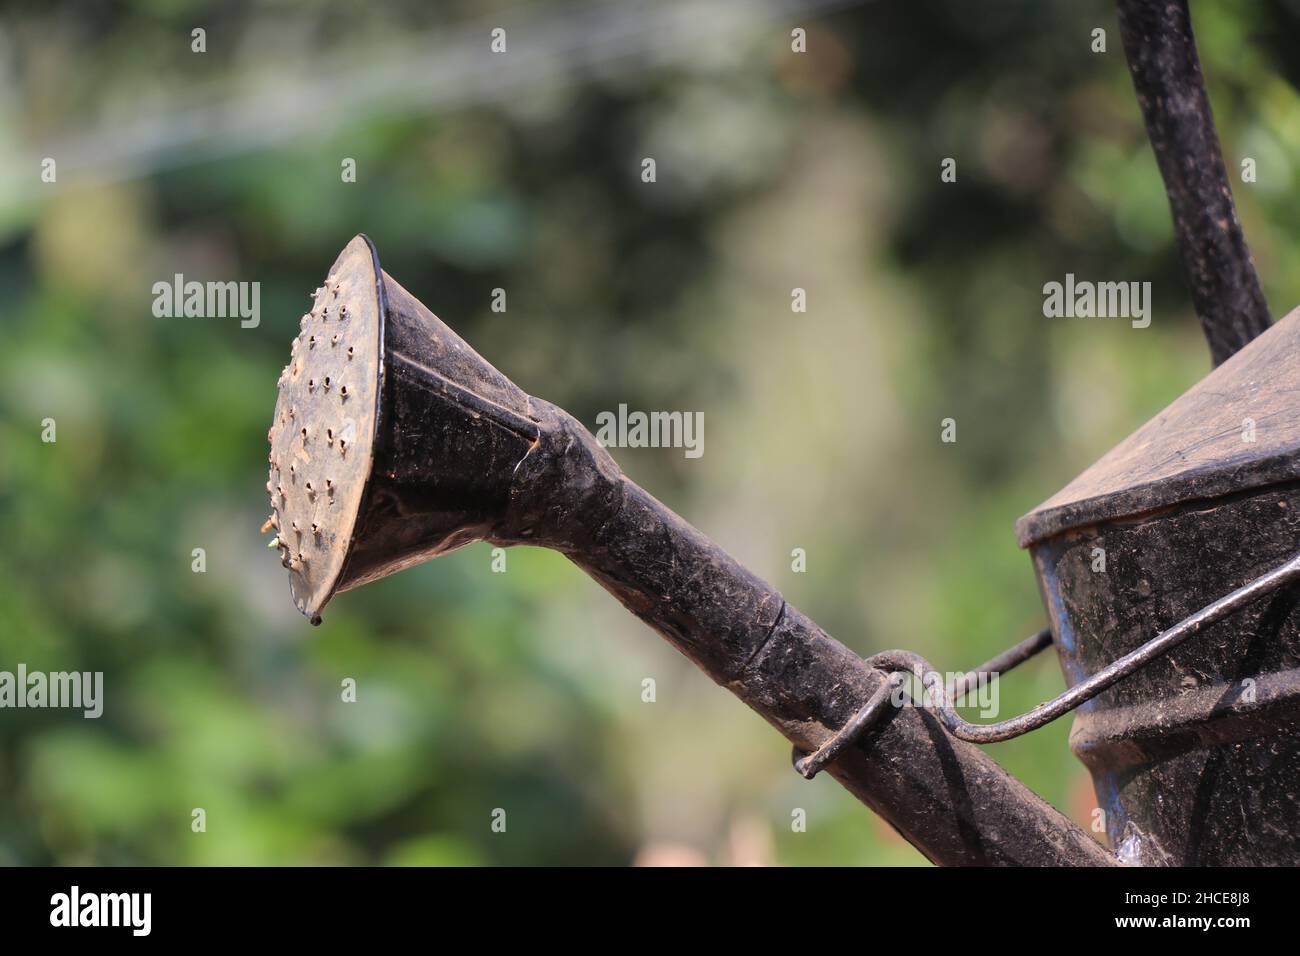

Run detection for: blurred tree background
[[2, 0, 1300, 865]]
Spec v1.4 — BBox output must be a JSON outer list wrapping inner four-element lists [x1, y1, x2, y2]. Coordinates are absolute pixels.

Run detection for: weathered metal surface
[[867, 557, 1300, 746], [1020, 303, 1300, 863], [794, 671, 903, 780], [796, 629, 1053, 779], [1029, 485, 1300, 865], [1010, 1, 1300, 862], [267, 235, 1116, 867], [267, 235, 386, 621], [537, 474, 1107, 864], [1117, 0, 1271, 366], [1018, 305, 1300, 548], [329, 262, 541, 597]]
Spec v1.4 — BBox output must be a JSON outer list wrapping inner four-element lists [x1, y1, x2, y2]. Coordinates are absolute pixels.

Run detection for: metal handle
[[1117, 0, 1271, 364]]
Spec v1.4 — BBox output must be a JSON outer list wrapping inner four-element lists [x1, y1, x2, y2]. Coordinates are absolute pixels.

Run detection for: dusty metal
[[799, 549, 1300, 773], [799, 549, 1300, 784], [259, 3, 1297, 870], [792, 671, 903, 780], [1019, 305, 1300, 548], [874, 555, 1300, 745], [267, 234, 1115, 867], [795, 628, 1051, 779], [267, 239, 386, 622], [1019, 10, 1298, 861], [1116, 0, 1271, 365], [1020, 308, 1300, 865]]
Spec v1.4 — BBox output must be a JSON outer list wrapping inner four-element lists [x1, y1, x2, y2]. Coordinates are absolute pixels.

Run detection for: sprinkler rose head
[[266, 235, 386, 621], [266, 234, 617, 623]]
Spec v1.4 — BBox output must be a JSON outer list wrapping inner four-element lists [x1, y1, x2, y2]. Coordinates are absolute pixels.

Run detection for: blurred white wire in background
[[0, 0, 865, 203]]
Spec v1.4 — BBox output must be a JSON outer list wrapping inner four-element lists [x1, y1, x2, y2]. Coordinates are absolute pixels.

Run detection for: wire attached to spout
[[797, 552, 1300, 776]]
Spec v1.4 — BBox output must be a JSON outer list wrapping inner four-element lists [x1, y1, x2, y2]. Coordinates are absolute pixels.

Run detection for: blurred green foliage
[[3, 0, 1300, 865]]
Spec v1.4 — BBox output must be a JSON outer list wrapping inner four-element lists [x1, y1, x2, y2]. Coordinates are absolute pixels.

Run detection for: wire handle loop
[[795, 552, 1300, 779]]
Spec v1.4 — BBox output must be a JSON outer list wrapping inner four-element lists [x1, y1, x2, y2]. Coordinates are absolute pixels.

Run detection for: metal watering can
[[1016, 315, 1300, 866], [261, 2, 1299, 865]]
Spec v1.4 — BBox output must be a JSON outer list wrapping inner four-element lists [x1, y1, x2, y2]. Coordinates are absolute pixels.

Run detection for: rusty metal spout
[[265, 235, 1114, 866]]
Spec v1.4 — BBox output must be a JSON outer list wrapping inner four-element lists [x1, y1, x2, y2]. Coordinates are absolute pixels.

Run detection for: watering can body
[[1019, 307, 1300, 865]]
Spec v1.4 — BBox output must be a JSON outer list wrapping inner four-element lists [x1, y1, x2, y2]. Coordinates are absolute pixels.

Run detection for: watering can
[[262, 231, 1300, 867], [1015, 312, 1300, 866], [261, 1, 1300, 865]]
